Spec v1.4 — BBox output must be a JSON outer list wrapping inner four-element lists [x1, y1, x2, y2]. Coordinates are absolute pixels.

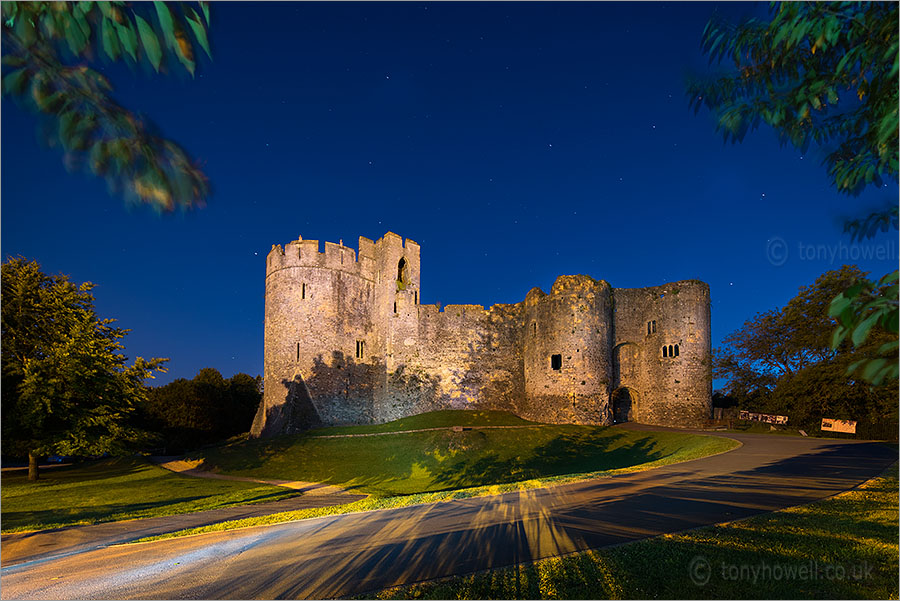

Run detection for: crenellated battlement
[[266, 236, 382, 281]]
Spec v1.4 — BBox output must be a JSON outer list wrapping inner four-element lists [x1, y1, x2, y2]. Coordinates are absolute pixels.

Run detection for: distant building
[[251, 232, 712, 436]]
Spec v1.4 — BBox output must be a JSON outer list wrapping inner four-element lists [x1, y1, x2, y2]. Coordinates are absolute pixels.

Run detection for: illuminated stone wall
[[251, 232, 711, 437]]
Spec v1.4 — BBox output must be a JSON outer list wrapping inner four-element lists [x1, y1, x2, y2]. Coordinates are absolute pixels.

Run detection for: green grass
[[307, 410, 536, 436], [134, 418, 738, 543], [0, 458, 298, 533], [191, 411, 738, 497], [369, 463, 899, 600]]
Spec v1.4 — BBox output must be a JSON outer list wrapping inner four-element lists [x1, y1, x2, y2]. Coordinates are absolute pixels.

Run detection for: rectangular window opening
[[296, 342, 300, 361], [551, 354, 562, 370], [301, 283, 306, 299], [393, 301, 397, 313], [414, 291, 418, 304], [356, 340, 365, 359]]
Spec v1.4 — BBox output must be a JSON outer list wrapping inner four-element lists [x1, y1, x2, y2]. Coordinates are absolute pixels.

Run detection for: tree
[[715, 266, 897, 429], [140, 368, 262, 452], [1, 2, 212, 211], [690, 2, 899, 384], [1, 258, 167, 480]]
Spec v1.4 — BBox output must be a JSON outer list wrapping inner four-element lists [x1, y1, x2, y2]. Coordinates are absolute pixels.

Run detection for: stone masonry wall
[[522, 276, 613, 425], [612, 280, 712, 427], [252, 232, 712, 437]]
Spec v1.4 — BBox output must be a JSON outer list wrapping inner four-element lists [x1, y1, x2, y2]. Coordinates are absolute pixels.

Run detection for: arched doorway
[[611, 387, 637, 423]]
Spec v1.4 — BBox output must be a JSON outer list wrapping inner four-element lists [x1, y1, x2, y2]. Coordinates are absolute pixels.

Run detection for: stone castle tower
[[251, 232, 712, 437]]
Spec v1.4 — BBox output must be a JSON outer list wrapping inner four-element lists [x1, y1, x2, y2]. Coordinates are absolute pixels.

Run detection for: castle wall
[[612, 280, 712, 426], [394, 303, 525, 419], [523, 276, 613, 425], [254, 233, 712, 437]]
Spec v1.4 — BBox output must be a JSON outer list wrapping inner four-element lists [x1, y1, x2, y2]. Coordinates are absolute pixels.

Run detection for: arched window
[[668, 345, 674, 357], [397, 258, 407, 290], [662, 345, 668, 358], [674, 344, 679, 357], [652, 320, 657, 333], [533, 322, 537, 338], [647, 321, 652, 335]]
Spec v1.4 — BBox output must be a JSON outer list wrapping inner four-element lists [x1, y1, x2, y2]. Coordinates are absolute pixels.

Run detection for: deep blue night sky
[[3, 2, 896, 389]]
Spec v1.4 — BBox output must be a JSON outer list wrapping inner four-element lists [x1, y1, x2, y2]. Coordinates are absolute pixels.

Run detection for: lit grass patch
[[192, 413, 739, 497], [369, 463, 899, 600], [308, 410, 536, 436], [0, 458, 298, 533], [133, 432, 738, 544]]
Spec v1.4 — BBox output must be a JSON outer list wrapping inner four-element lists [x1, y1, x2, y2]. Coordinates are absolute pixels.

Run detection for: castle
[[251, 232, 712, 437]]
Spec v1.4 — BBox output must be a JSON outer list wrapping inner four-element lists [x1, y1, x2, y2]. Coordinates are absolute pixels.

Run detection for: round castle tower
[[251, 233, 420, 437], [522, 275, 614, 425]]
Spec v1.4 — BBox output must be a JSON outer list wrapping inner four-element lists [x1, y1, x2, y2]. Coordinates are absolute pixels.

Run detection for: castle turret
[[251, 236, 378, 437], [522, 275, 613, 425]]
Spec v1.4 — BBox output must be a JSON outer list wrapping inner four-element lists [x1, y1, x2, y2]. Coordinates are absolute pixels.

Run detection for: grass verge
[[0, 458, 298, 533], [368, 463, 899, 600], [191, 411, 738, 497], [132, 432, 738, 544]]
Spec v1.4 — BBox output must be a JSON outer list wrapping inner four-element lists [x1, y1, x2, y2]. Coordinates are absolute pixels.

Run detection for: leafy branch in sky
[[2, 1, 212, 211], [689, 1, 898, 195], [690, 2, 899, 385]]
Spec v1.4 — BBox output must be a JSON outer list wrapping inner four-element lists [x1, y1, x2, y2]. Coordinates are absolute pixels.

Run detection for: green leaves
[[135, 15, 162, 72], [1, 2, 214, 211], [690, 2, 899, 196], [185, 7, 210, 58], [154, 1, 176, 50], [829, 269, 899, 385], [2, 68, 29, 95], [101, 16, 121, 61], [116, 18, 139, 62]]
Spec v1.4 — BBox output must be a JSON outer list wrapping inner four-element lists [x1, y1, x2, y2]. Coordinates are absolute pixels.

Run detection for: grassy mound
[[0, 458, 297, 533], [192, 411, 737, 497]]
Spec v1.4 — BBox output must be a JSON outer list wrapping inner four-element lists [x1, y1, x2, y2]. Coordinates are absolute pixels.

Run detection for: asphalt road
[[0, 491, 365, 567], [1, 430, 895, 599]]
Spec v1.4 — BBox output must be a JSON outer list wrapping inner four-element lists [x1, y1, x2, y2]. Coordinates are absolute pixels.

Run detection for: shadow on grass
[[1, 457, 151, 486], [196, 428, 674, 496], [2, 488, 298, 533], [427, 431, 666, 490]]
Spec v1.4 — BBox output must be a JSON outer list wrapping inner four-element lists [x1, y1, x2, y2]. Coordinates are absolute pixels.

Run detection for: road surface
[[1, 431, 895, 599]]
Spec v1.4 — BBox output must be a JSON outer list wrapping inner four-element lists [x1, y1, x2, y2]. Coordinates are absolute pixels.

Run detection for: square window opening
[[551, 354, 562, 370]]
